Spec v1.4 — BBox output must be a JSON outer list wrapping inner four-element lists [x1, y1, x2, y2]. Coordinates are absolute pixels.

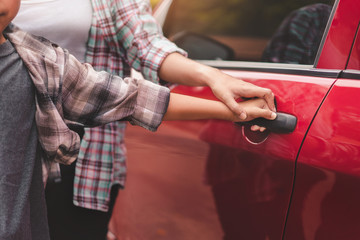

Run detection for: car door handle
[[235, 112, 297, 134]]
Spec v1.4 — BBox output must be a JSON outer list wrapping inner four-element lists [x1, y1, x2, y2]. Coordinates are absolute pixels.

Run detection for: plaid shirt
[[75, 0, 185, 211], [4, 23, 170, 189]]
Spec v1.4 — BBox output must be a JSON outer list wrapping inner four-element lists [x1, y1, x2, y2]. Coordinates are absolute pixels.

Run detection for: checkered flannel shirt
[[5, 23, 171, 205], [75, 0, 186, 211]]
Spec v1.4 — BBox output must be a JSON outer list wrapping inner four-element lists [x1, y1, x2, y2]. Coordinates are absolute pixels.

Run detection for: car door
[[111, 1, 340, 239], [284, 0, 360, 239]]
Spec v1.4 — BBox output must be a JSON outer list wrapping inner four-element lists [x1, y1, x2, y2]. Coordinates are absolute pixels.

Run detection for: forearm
[[163, 93, 233, 121], [159, 52, 218, 87], [159, 52, 276, 120]]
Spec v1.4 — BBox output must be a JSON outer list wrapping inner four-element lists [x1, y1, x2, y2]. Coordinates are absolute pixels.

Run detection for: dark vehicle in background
[[111, 0, 360, 239]]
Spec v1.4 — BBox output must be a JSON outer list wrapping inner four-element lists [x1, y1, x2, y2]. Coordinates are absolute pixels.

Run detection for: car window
[[163, 0, 335, 65]]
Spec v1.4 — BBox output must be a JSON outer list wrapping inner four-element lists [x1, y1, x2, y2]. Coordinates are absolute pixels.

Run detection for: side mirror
[[172, 31, 235, 60]]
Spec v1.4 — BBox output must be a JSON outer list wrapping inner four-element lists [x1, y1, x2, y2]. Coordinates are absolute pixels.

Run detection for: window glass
[[163, 0, 334, 64]]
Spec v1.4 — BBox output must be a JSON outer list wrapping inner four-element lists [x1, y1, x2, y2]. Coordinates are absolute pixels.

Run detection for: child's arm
[[163, 93, 276, 122]]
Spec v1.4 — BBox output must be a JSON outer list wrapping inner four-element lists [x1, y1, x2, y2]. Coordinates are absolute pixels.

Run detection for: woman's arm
[[159, 53, 276, 120], [163, 93, 276, 122]]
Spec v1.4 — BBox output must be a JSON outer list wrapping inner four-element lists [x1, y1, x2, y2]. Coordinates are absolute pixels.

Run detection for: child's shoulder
[[5, 23, 61, 62]]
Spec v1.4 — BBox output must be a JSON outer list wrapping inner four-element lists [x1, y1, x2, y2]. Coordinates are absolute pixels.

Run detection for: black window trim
[[340, 70, 360, 80]]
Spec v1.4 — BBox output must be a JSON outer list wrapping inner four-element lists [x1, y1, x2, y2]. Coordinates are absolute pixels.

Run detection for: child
[[0, 1, 276, 239]]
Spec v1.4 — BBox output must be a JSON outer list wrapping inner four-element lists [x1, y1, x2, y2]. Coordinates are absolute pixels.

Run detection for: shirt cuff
[[142, 37, 187, 83], [129, 79, 170, 131]]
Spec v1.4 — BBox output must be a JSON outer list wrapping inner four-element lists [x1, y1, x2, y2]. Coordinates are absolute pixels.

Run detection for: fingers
[[251, 125, 266, 132], [262, 89, 276, 112], [245, 101, 276, 132], [210, 75, 276, 119], [234, 98, 276, 123], [222, 93, 247, 120], [232, 81, 276, 112], [242, 85, 276, 112], [249, 108, 277, 120]]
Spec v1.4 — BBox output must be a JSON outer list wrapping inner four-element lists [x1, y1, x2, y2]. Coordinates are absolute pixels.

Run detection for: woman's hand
[[206, 67, 276, 120], [159, 53, 277, 124], [230, 98, 276, 122]]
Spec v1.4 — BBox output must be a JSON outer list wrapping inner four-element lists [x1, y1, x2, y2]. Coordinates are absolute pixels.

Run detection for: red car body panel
[[317, 0, 360, 69], [111, 0, 360, 239], [284, 79, 360, 239], [283, 1, 360, 238], [113, 73, 334, 239]]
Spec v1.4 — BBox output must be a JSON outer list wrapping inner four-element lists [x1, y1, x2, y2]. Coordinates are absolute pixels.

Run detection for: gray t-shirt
[[0, 40, 49, 240]]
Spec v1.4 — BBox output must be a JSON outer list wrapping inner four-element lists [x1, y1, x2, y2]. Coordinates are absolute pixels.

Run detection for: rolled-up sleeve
[[129, 79, 170, 131], [62, 54, 170, 131], [113, 0, 187, 82]]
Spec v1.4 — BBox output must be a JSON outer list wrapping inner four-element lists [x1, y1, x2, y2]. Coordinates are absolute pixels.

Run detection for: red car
[[111, 0, 360, 239]]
